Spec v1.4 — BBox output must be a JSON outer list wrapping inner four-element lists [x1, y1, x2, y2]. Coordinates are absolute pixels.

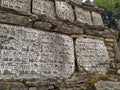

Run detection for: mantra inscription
[[75, 38, 110, 74], [0, 24, 75, 79], [1, 0, 30, 13]]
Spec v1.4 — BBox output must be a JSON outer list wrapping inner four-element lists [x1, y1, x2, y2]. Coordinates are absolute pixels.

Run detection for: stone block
[[0, 10, 32, 27], [66, 0, 82, 6], [0, 82, 27, 90], [54, 24, 84, 34], [32, 0, 55, 18], [95, 81, 120, 90], [92, 11, 104, 26], [75, 38, 110, 74], [108, 51, 115, 58], [33, 21, 52, 31], [75, 6, 93, 25], [55, 1, 74, 21], [0, 0, 31, 14], [0, 24, 75, 79], [29, 87, 37, 90]]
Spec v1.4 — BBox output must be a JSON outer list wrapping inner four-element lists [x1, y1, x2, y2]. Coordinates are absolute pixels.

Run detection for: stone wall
[[0, 0, 119, 90]]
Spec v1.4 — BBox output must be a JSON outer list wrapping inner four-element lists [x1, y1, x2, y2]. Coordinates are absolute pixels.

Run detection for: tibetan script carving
[[0, 24, 75, 79], [75, 38, 110, 74]]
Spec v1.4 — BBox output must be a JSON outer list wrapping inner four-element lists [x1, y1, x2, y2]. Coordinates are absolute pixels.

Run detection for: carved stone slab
[[55, 1, 74, 21], [0, 24, 75, 79], [32, 0, 55, 18], [92, 11, 104, 26], [75, 6, 93, 25], [95, 81, 120, 90], [0, 0, 30, 13], [75, 38, 110, 74]]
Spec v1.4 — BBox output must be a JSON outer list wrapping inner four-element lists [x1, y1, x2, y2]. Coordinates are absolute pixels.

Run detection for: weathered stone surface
[[95, 81, 120, 90], [0, 10, 32, 27], [75, 6, 93, 25], [108, 51, 115, 58], [92, 12, 104, 26], [75, 38, 110, 74], [0, 82, 27, 90], [0, 24, 75, 79], [117, 69, 120, 75], [33, 21, 52, 31], [0, 0, 30, 13], [29, 87, 37, 90], [107, 47, 113, 51], [55, 1, 74, 21], [54, 24, 84, 34], [32, 0, 55, 18], [66, 0, 82, 6]]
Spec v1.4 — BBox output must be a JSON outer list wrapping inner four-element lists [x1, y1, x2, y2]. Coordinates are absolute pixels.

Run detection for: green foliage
[[94, 0, 120, 29]]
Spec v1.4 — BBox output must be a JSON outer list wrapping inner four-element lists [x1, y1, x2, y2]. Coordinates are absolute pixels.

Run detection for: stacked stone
[[0, 0, 119, 90]]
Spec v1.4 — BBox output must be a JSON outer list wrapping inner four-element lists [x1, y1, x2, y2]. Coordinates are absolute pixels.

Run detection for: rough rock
[[33, 21, 52, 31], [66, 0, 82, 6], [117, 69, 120, 75], [0, 82, 28, 90], [0, 10, 32, 27], [95, 81, 120, 90], [75, 6, 93, 25], [92, 11, 104, 26]]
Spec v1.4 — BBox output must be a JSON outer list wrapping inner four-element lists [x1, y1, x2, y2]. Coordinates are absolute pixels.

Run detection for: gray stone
[[66, 0, 82, 5], [75, 38, 110, 74], [32, 0, 55, 18], [117, 69, 120, 75], [0, 10, 32, 27], [106, 47, 113, 51], [54, 24, 84, 34], [0, 24, 75, 79], [75, 6, 93, 25], [0, 82, 27, 90], [95, 81, 120, 90], [0, 0, 30, 14], [116, 63, 120, 69], [55, 1, 74, 21], [92, 11, 104, 26], [108, 51, 115, 58], [33, 21, 52, 31], [29, 87, 37, 90], [105, 38, 114, 43]]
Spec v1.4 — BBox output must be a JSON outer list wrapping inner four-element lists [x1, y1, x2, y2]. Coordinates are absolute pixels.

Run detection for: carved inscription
[[32, 0, 55, 18], [75, 38, 110, 74], [0, 24, 75, 79], [1, 0, 30, 13], [55, 1, 74, 21]]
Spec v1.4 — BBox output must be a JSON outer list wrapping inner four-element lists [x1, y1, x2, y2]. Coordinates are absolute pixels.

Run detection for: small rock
[[117, 69, 120, 75]]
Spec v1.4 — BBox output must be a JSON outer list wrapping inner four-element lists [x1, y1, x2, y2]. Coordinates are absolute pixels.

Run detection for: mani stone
[[0, 0, 30, 14], [92, 11, 104, 26], [75, 38, 110, 74], [0, 24, 75, 79], [66, 0, 82, 6], [55, 0, 74, 21], [75, 6, 93, 25], [95, 81, 120, 90], [32, 0, 55, 18]]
